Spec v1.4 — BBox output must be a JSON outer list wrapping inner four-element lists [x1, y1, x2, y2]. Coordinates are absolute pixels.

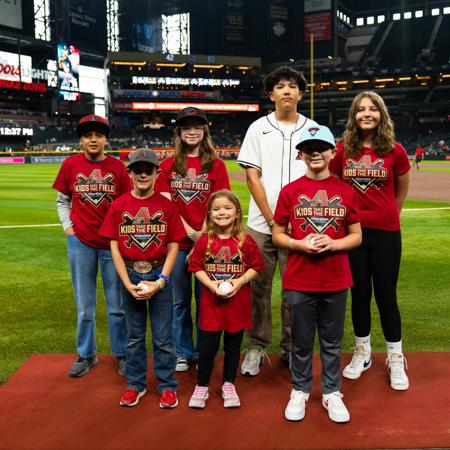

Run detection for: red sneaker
[[159, 390, 178, 409], [119, 389, 146, 407]]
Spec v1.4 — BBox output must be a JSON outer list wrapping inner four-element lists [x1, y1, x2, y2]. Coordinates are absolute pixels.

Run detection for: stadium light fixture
[[156, 63, 187, 68], [416, 76, 431, 80], [399, 76, 412, 81], [353, 79, 370, 84], [193, 64, 224, 69], [335, 81, 348, 85], [375, 78, 395, 82], [112, 61, 147, 66]]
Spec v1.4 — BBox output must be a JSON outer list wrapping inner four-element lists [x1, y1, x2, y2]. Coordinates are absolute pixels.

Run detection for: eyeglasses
[[180, 126, 204, 132]]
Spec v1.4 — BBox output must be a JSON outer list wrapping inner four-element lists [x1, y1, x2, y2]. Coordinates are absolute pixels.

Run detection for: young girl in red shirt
[[188, 191, 263, 409], [330, 91, 411, 391], [155, 107, 230, 372]]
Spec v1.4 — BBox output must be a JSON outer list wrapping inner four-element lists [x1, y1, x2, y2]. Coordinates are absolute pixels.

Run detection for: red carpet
[[0, 352, 449, 450]]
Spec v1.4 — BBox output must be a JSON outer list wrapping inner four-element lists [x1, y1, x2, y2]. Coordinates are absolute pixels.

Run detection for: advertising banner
[[131, 102, 259, 112], [304, 0, 331, 13], [0, 157, 25, 164], [31, 156, 71, 164], [57, 43, 80, 101], [0, 51, 32, 83]]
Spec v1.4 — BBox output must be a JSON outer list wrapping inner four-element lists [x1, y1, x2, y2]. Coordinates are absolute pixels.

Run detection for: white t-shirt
[[237, 112, 317, 234]]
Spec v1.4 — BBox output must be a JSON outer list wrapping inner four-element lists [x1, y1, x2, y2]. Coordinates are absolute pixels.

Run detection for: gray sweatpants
[[286, 289, 347, 394]]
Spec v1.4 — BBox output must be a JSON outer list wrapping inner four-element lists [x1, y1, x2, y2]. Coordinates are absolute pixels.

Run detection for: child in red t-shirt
[[188, 190, 263, 409], [52, 115, 131, 378], [272, 125, 362, 423], [329, 91, 411, 391], [100, 149, 185, 409], [155, 107, 230, 372]]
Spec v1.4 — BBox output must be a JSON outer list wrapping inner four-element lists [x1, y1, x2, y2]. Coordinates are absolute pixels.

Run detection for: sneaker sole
[[240, 357, 264, 377], [160, 398, 179, 409], [175, 366, 189, 372], [285, 410, 305, 421], [389, 372, 409, 391], [120, 389, 147, 407], [342, 359, 372, 380]]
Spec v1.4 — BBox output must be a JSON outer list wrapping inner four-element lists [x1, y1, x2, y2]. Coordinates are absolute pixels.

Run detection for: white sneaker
[[342, 345, 371, 379], [387, 353, 409, 391], [188, 385, 209, 409], [322, 391, 350, 423], [240, 349, 265, 376], [222, 382, 241, 408], [285, 390, 309, 421]]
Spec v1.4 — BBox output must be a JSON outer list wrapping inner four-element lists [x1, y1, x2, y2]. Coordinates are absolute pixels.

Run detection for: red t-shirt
[[330, 142, 410, 231], [415, 147, 424, 157], [154, 155, 230, 251], [189, 234, 264, 332], [273, 175, 360, 292], [100, 192, 186, 261], [52, 153, 132, 249]]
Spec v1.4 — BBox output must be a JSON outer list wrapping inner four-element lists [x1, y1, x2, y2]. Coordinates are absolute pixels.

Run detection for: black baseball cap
[[76, 114, 110, 138], [175, 107, 208, 126], [127, 148, 160, 170]]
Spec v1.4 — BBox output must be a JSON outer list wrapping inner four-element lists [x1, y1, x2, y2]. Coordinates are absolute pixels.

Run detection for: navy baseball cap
[[127, 148, 160, 170], [76, 115, 110, 138], [175, 107, 208, 126], [295, 125, 336, 152]]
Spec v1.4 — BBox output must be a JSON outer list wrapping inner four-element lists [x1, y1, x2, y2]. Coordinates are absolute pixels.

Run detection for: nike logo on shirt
[[262, 130, 272, 135]]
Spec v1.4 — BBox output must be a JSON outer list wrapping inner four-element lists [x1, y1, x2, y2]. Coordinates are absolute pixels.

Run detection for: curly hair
[[263, 66, 307, 93], [342, 91, 396, 158], [172, 122, 216, 176], [205, 190, 245, 259]]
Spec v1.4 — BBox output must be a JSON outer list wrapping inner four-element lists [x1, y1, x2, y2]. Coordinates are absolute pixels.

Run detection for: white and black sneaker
[[387, 353, 409, 391], [240, 349, 265, 376], [175, 356, 189, 372], [343, 345, 371, 380]]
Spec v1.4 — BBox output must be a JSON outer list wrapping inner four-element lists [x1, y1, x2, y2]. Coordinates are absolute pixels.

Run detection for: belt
[[125, 257, 165, 273]]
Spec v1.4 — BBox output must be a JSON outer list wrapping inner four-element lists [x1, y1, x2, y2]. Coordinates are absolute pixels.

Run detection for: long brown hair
[[206, 190, 245, 258], [172, 122, 216, 176], [342, 91, 395, 158]]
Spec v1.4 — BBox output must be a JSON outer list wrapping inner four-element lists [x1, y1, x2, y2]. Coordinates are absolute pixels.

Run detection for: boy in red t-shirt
[[53, 115, 130, 378], [100, 149, 185, 409], [272, 125, 362, 423]]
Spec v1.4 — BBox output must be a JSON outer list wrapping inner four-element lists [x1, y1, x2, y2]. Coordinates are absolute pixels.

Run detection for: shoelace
[[324, 391, 344, 407], [193, 386, 208, 398], [386, 354, 408, 377], [348, 346, 368, 368], [222, 383, 237, 398]]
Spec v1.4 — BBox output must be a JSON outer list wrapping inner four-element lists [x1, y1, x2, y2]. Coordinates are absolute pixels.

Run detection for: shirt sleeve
[[188, 236, 207, 273], [329, 143, 344, 178], [243, 235, 264, 271], [52, 160, 70, 194], [273, 187, 290, 225], [99, 201, 118, 240], [56, 192, 73, 230], [212, 158, 231, 191], [154, 160, 172, 193], [237, 122, 261, 171], [393, 143, 411, 176]]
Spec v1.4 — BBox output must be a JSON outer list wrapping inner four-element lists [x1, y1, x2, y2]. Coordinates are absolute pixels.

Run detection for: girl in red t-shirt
[[329, 91, 411, 391], [155, 107, 230, 373], [188, 191, 263, 409]]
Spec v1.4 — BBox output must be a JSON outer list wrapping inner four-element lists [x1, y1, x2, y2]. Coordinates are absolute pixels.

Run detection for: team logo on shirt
[[119, 207, 166, 250], [294, 190, 345, 233], [343, 155, 387, 192], [74, 169, 116, 206], [170, 168, 211, 204], [203, 246, 243, 281]]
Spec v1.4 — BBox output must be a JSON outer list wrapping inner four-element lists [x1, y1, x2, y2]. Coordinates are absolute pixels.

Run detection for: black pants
[[287, 290, 347, 394], [349, 228, 402, 342], [197, 330, 244, 386]]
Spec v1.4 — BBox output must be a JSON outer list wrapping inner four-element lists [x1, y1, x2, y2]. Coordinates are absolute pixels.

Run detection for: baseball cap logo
[[308, 127, 320, 136]]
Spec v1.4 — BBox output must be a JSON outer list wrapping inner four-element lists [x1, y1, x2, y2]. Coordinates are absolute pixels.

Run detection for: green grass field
[[0, 161, 449, 384]]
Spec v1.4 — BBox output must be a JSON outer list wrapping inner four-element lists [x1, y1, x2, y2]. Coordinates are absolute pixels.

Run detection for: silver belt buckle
[[133, 261, 153, 273]]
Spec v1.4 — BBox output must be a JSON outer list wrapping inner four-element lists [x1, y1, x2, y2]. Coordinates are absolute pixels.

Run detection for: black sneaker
[[117, 356, 126, 376], [68, 356, 98, 378]]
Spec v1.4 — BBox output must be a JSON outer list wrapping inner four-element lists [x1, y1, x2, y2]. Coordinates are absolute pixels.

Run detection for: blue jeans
[[172, 250, 203, 360], [67, 234, 127, 358], [123, 268, 177, 393]]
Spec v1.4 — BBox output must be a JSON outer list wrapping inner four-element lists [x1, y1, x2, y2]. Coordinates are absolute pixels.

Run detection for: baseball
[[218, 281, 233, 295], [137, 282, 149, 293]]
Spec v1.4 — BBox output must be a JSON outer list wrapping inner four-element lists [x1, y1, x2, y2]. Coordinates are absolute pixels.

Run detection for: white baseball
[[137, 282, 149, 293], [218, 281, 233, 295]]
